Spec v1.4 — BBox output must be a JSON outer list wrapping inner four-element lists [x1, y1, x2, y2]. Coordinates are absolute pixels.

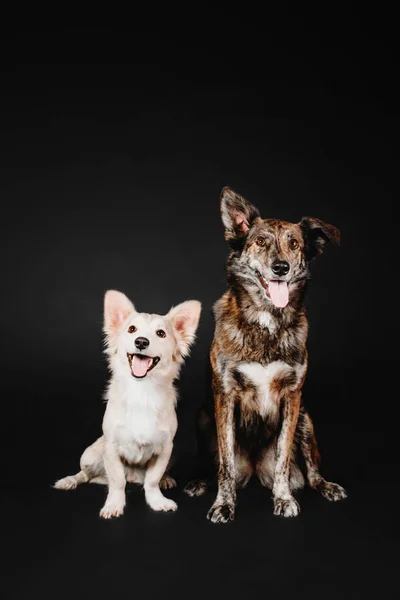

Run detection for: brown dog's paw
[[317, 480, 347, 501], [207, 502, 235, 524], [160, 475, 177, 490], [184, 479, 208, 497], [273, 496, 300, 517]]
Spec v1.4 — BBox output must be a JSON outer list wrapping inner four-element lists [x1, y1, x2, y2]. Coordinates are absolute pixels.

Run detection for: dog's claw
[[317, 481, 347, 501], [207, 503, 235, 524], [160, 475, 177, 490], [99, 503, 125, 519], [184, 479, 208, 497], [53, 476, 77, 490], [147, 496, 178, 512], [273, 496, 300, 518]]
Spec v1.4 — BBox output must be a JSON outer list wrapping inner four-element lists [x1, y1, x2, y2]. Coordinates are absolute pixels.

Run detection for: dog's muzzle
[[255, 270, 290, 308], [127, 353, 160, 378]]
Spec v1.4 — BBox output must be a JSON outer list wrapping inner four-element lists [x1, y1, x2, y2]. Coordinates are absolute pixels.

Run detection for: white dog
[[54, 290, 201, 518]]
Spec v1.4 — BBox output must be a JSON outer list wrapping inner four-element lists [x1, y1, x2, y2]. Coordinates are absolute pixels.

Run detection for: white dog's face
[[103, 290, 201, 381]]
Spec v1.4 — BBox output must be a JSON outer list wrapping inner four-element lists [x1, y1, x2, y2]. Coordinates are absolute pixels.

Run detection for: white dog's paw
[[99, 501, 125, 519], [273, 496, 300, 518], [53, 476, 77, 490], [147, 494, 178, 512], [160, 475, 177, 490]]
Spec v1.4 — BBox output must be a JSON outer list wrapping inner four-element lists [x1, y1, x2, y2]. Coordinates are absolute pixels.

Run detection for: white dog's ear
[[167, 300, 202, 358], [104, 290, 135, 336]]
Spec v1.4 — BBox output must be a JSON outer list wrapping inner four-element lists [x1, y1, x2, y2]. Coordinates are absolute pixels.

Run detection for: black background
[[1, 17, 398, 600]]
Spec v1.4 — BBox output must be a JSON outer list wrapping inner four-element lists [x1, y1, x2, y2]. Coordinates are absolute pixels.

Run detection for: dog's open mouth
[[255, 270, 289, 308], [127, 353, 160, 378]]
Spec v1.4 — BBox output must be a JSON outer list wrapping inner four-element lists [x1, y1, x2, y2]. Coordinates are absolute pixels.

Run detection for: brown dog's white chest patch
[[237, 361, 295, 418], [256, 311, 277, 332]]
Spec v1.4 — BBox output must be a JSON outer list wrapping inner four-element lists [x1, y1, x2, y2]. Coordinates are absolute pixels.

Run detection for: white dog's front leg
[[100, 443, 126, 519], [144, 443, 177, 512]]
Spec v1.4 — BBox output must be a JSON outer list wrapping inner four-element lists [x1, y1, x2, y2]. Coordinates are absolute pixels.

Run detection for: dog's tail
[[53, 470, 89, 490]]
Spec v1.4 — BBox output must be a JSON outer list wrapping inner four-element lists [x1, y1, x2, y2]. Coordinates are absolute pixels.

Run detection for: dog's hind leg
[[256, 443, 305, 491], [160, 474, 177, 490], [234, 449, 252, 489], [160, 454, 177, 490], [184, 478, 209, 496], [54, 436, 106, 490], [184, 409, 216, 497], [298, 410, 347, 501], [54, 470, 89, 490]]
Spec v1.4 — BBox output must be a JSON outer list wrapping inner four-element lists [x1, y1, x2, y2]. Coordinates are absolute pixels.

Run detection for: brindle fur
[[184, 187, 346, 523]]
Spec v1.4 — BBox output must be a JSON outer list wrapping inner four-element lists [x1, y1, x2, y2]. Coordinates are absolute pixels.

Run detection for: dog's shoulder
[[212, 290, 237, 322]]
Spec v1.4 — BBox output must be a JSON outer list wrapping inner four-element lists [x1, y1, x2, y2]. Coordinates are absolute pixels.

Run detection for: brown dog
[[184, 187, 347, 523]]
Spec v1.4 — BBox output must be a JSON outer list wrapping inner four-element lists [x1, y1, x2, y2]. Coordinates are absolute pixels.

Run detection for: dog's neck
[[110, 371, 177, 411], [228, 276, 308, 332]]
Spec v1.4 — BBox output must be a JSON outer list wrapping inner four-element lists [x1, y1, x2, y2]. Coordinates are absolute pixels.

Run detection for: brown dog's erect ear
[[220, 187, 261, 242], [104, 290, 135, 336], [300, 217, 340, 260], [167, 300, 202, 359]]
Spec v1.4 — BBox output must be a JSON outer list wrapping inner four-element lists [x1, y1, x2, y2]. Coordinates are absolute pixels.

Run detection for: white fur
[[237, 360, 292, 418], [54, 290, 201, 518], [104, 378, 173, 465], [256, 311, 276, 332]]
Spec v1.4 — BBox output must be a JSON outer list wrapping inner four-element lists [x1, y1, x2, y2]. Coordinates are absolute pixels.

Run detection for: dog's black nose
[[134, 337, 150, 351], [271, 260, 290, 276]]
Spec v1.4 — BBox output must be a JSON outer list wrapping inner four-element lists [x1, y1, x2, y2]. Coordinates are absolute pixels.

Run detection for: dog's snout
[[134, 337, 150, 351], [271, 260, 290, 276]]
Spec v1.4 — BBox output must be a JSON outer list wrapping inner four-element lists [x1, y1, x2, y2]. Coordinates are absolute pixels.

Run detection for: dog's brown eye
[[128, 325, 137, 333], [256, 236, 266, 247], [289, 238, 299, 249], [156, 329, 166, 338]]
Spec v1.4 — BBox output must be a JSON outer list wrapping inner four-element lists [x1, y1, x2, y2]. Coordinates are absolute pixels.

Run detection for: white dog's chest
[[115, 413, 169, 465], [104, 391, 172, 465]]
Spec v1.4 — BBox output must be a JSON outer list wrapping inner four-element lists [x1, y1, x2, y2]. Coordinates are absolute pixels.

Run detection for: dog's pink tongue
[[132, 355, 152, 377], [269, 281, 289, 308]]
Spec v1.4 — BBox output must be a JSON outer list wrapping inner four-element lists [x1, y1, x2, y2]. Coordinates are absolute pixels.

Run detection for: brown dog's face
[[221, 187, 340, 309]]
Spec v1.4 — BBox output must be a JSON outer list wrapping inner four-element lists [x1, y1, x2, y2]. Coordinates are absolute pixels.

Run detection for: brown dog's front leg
[[273, 392, 301, 517], [207, 393, 236, 524]]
